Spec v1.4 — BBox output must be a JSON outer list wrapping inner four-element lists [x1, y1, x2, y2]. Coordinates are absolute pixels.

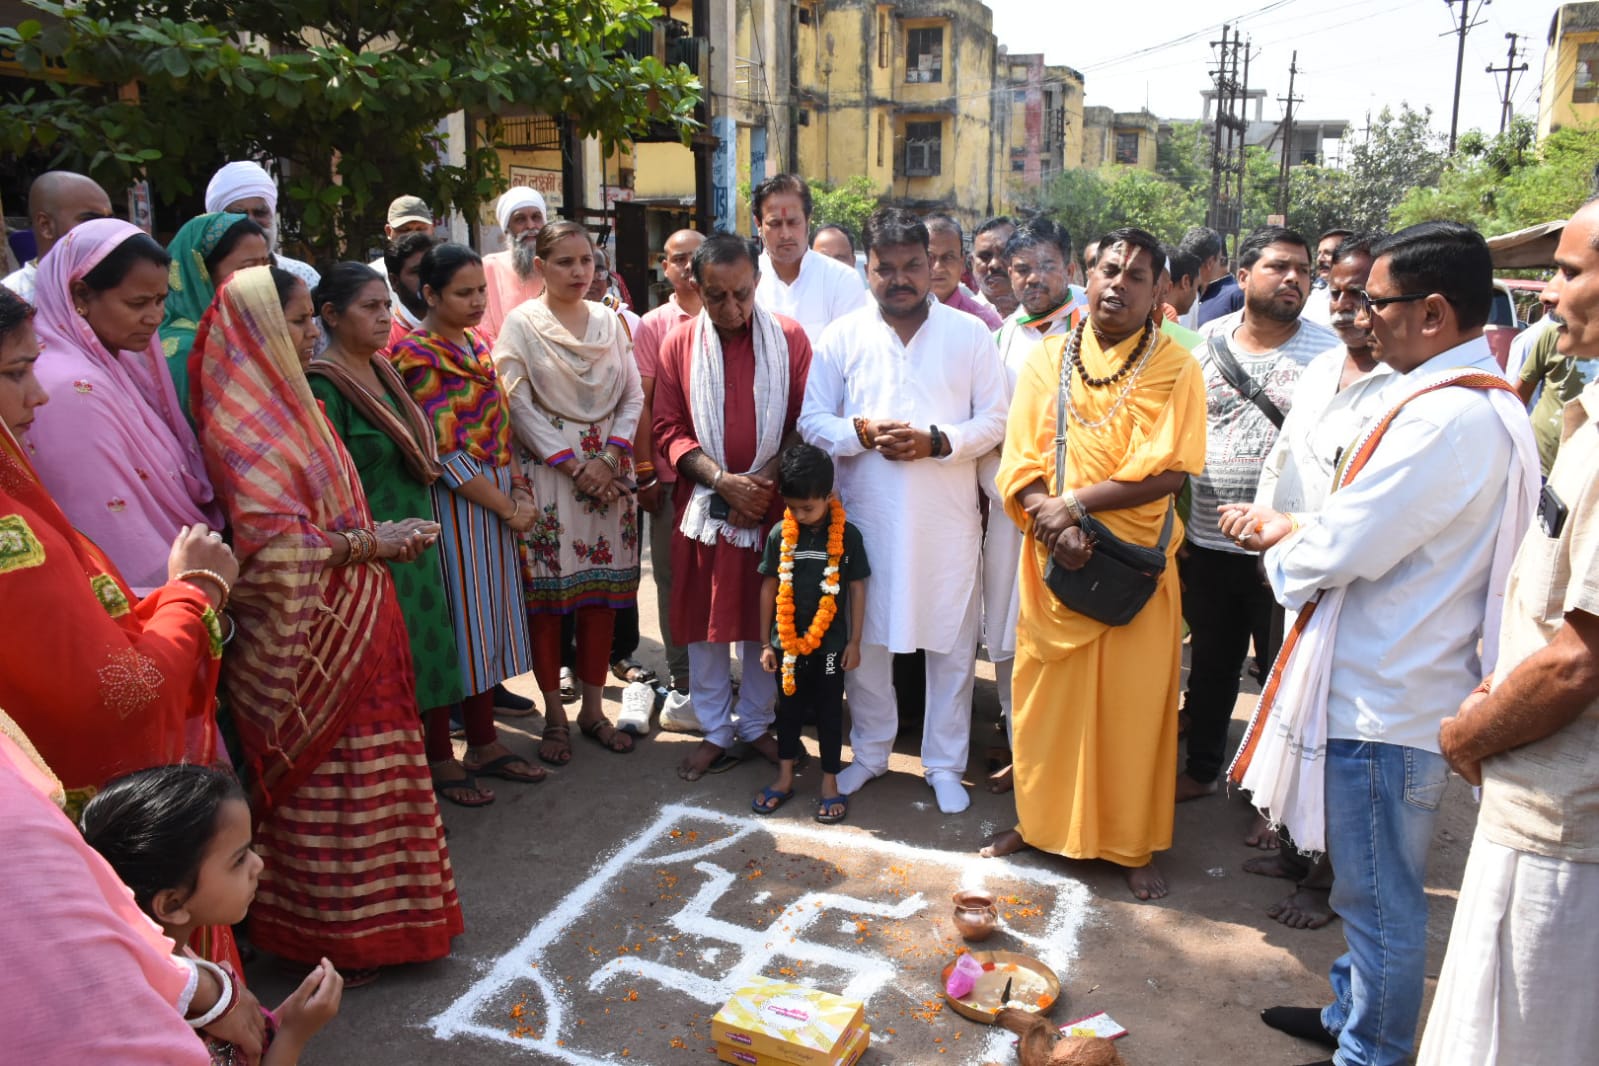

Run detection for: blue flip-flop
[[815, 795, 849, 824], [752, 786, 794, 815]]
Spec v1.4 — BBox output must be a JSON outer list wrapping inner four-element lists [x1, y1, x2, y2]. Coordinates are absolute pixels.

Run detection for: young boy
[[754, 444, 869, 823]]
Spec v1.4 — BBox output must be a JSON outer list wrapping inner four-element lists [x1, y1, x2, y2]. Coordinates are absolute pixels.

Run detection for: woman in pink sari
[[25, 218, 222, 593]]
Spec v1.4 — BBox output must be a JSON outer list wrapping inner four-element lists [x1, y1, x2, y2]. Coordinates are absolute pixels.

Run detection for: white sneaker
[[657, 689, 702, 733], [617, 682, 655, 736]]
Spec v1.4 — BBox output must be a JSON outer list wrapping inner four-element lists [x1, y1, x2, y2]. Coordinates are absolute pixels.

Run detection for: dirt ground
[[247, 550, 1477, 1066]]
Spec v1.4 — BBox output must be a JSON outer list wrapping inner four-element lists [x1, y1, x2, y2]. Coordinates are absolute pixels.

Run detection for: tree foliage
[[1038, 165, 1202, 249], [0, 0, 701, 256], [1394, 117, 1598, 235], [808, 176, 882, 238]]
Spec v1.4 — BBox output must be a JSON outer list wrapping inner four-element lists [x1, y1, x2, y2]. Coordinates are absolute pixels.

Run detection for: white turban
[[496, 187, 547, 232], [205, 161, 277, 215]]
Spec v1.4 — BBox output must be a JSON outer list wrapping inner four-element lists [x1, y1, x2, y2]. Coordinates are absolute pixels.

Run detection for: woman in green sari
[[160, 212, 271, 415], [307, 262, 503, 808]]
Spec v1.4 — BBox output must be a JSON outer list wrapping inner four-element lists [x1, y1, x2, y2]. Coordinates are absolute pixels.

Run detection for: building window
[[1012, 89, 1026, 104], [878, 12, 888, 69], [1012, 158, 1026, 173], [906, 27, 943, 83], [1115, 131, 1139, 165], [877, 113, 886, 168], [1576, 43, 1599, 103], [905, 120, 942, 176]]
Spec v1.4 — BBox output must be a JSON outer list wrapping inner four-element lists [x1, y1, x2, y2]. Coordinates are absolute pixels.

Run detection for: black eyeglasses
[[1354, 289, 1429, 312]]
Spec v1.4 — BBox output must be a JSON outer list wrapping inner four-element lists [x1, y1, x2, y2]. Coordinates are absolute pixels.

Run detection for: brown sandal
[[579, 715, 634, 753], [538, 723, 572, 765]]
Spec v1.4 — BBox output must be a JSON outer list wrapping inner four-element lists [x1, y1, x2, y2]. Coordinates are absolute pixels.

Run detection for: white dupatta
[[678, 307, 790, 550], [1228, 370, 1539, 853]]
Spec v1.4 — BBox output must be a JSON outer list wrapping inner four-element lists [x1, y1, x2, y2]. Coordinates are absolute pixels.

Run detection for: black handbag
[[1041, 347, 1175, 627]]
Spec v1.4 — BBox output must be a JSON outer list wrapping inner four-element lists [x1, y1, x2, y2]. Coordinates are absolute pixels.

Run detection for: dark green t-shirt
[[758, 518, 871, 656]]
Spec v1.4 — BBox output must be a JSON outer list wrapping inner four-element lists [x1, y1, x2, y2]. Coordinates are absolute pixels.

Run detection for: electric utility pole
[[1444, 0, 1490, 152], [1487, 32, 1529, 133], [1277, 51, 1300, 217]]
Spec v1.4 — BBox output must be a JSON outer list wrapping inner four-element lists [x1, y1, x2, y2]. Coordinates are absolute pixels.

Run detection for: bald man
[[631, 228, 705, 694], [2, 172, 113, 303]]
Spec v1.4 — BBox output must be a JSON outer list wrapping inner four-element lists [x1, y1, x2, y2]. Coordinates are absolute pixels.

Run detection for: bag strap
[[1056, 339, 1177, 549], [1206, 332, 1285, 429], [1053, 340, 1070, 496]]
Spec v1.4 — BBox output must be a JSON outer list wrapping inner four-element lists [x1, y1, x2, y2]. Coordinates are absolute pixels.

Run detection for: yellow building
[[1081, 107, 1158, 171], [791, 0, 1004, 225], [1001, 52, 1085, 197], [1539, 3, 1599, 138]]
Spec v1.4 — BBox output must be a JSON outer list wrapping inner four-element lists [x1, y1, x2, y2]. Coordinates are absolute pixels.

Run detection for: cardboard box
[[712, 976, 865, 1066], [716, 1024, 870, 1066]]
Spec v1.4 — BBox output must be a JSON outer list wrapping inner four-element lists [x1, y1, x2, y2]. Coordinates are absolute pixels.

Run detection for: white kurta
[[756, 249, 868, 344], [1254, 343, 1396, 513], [978, 309, 1079, 659], [800, 297, 1008, 655]]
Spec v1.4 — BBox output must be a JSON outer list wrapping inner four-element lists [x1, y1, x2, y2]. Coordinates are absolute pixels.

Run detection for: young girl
[[80, 765, 343, 1065]]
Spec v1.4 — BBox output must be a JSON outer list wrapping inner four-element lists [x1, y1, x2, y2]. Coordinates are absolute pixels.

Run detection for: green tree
[[1340, 103, 1448, 231], [0, 0, 701, 256], [1100, 167, 1204, 245], [1156, 120, 1210, 193], [1393, 118, 1598, 235], [807, 176, 881, 237]]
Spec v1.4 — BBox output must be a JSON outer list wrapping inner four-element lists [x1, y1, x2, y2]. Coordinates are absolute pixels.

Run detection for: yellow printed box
[[716, 1024, 871, 1066], [712, 977, 866, 1066]]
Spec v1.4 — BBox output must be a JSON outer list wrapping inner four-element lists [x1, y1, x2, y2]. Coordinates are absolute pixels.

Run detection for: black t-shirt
[[758, 517, 871, 656]]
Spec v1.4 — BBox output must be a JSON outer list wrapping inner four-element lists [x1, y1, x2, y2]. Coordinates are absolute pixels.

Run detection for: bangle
[[1285, 512, 1302, 535], [600, 450, 622, 475], [1061, 490, 1086, 524], [220, 612, 237, 647], [341, 528, 378, 565], [175, 568, 231, 606], [508, 498, 523, 522], [929, 424, 944, 458], [635, 461, 655, 477], [185, 959, 236, 1028], [853, 416, 873, 449], [511, 475, 533, 494], [637, 476, 660, 490], [712, 468, 723, 491]]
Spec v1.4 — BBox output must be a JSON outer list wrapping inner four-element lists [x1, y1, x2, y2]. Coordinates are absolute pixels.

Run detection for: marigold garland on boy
[[755, 444, 870, 824]]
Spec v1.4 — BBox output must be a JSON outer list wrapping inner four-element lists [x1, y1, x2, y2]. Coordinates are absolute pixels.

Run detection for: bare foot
[[1175, 772, 1219, 802], [987, 764, 1014, 794], [979, 829, 1026, 858], [1123, 859, 1169, 901], [1244, 813, 1280, 850], [676, 740, 726, 782], [1267, 886, 1335, 929], [1242, 853, 1305, 880]]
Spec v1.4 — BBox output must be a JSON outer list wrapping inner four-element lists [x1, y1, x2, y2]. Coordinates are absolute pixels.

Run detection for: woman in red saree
[[192, 265, 462, 979], [0, 284, 243, 971]]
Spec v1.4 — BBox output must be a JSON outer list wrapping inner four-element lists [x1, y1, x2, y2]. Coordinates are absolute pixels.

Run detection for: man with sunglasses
[[1222, 222, 1540, 1066]]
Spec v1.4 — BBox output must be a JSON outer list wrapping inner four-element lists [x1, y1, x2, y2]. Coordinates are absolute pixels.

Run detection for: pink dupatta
[[25, 218, 221, 593]]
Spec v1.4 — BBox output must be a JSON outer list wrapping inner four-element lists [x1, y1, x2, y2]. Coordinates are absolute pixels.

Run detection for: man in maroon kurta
[[653, 235, 812, 780]]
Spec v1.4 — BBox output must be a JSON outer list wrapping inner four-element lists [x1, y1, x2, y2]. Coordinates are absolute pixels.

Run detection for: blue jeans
[[1320, 740, 1449, 1066]]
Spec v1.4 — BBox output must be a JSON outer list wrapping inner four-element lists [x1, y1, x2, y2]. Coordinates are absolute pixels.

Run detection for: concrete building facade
[[1081, 107, 1159, 170], [1539, 3, 1599, 138], [1001, 52, 1084, 196]]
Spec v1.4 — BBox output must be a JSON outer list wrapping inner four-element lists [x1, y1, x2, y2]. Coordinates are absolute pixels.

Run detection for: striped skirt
[[247, 601, 463, 968], [433, 455, 534, 695]]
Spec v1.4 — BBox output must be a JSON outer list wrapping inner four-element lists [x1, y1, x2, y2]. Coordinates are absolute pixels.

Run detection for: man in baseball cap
[[385, 195, 435, 240]]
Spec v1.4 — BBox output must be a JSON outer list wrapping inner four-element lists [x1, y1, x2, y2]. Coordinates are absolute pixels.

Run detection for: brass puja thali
[[938, 950, 1062, 1025]]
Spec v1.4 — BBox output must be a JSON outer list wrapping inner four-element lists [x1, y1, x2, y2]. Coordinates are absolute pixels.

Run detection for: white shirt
[[799, 297, 1009, 653], [1299, 286, 1332, 326], [2, 261, 37, 304], [1255, 344, 1396, 513], [756, 248, 868, 343], [1265, 337, 1537, 752]]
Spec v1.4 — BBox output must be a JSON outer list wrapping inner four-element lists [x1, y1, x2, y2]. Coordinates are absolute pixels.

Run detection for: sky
[[985, 0, 1548, 150]]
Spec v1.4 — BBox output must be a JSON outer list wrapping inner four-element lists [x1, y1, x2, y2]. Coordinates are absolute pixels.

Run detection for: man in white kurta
[[800, 208, 1008, 814], [981, 218, 1089, 751], [750, 174, 868, 343]]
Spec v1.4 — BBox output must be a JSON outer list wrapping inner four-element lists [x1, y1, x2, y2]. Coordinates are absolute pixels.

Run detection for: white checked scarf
[[678, 307, 790, 550]]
